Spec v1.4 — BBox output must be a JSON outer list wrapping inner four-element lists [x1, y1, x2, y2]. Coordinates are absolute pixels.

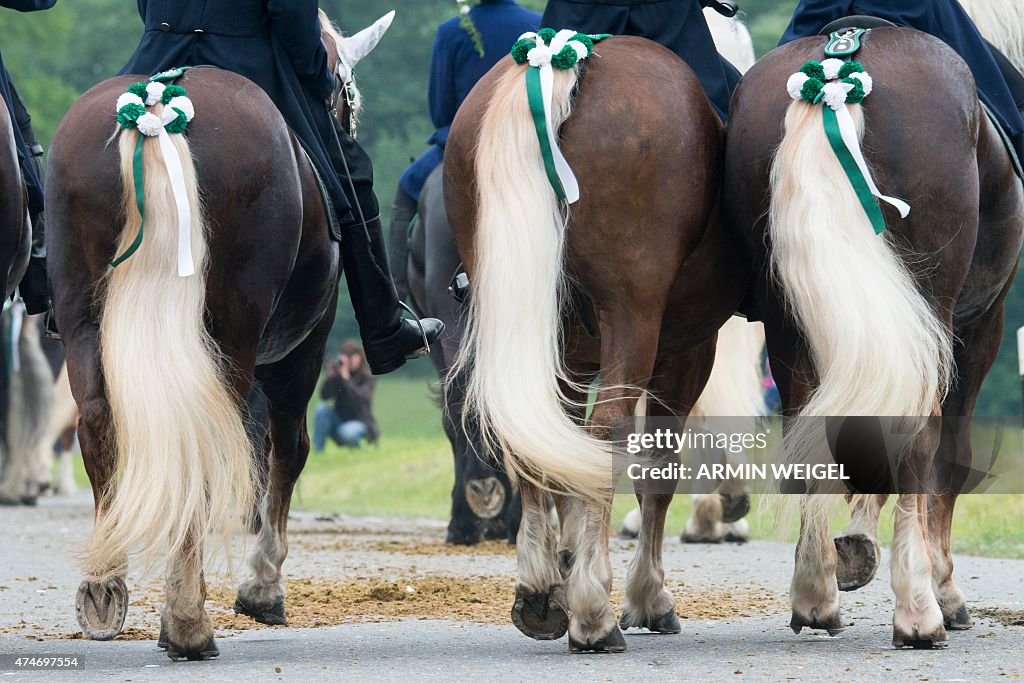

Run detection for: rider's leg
[[328, 119, 442, 375], [7, 73, 48, 315], [387, 183, 417, 302]]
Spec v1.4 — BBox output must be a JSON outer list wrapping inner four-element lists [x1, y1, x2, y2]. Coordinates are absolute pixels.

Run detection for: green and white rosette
[[113, 78, 196, 276], [510, 28, 611, 204], [786, 58, 909, 234]]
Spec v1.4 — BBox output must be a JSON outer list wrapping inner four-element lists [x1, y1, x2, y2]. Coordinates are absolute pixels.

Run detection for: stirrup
[[398, 301, 431, 357], [43, 305, 61, 341]]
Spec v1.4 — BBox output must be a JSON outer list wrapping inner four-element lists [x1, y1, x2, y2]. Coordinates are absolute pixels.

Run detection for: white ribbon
[[154, 122, 195, 277], [537, 62, 581, 203], [832, 102, 911, 218]]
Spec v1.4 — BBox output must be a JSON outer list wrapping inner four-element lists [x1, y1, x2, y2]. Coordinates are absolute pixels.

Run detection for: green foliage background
[[1, 0, 1020, 412]]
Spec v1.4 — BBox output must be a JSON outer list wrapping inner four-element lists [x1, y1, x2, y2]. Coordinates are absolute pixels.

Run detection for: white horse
[[0, 307, 55, 505], [960, 0, 1024, 72], [704, 6, 757, 71]]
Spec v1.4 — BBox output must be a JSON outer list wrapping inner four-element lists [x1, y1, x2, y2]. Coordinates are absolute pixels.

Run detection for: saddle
[[817, 17, 1023, 179], [298, 144, 342, 242]]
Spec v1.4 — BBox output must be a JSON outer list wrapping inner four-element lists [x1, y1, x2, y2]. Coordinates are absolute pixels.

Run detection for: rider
[[0, 0, 56, 317], [388, 0, 541, 299], [539, 0, 743, 123], [780, 0, 1024, 166], [120, 0, 443, 375]]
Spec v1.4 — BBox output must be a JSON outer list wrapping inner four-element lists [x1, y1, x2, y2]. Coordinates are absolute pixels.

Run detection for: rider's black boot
[[19, 152, 49, 317], [387, 186, 418, 302], [341, 215, 443, 375]]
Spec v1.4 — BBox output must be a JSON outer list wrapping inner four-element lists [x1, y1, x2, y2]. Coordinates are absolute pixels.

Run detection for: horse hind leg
[[511, 480, 570, 641], [622, 341, 715, 634], [566, 313, 661, 653], [927, 284, 1010, 633], [233, 297, 336, 628], [68, 329, 129, 641], [161, 535, 218, 660], [790, 495, 845, 636]]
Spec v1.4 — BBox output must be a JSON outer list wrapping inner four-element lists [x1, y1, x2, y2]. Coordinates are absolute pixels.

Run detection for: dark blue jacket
[[1, 0, 55, 214], [399, 0, 540, 201], [780, 0, 1024, 136], [120, 0, 354, 224], [540, 0, 741, 123]]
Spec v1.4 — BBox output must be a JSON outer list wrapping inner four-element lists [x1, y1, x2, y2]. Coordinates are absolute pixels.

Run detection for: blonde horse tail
[[768, 98, 953, 525], [450, 64, 613, 502], [81, 113, 255, 578]]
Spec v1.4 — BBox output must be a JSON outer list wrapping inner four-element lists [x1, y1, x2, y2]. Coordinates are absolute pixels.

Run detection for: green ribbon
[[822, 105, 885, 235], [525, 67, 567, 203], [109, 134, 146, 269]]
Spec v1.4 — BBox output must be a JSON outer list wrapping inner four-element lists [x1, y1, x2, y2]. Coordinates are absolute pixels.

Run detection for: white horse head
[[318, 10, 395, 135]]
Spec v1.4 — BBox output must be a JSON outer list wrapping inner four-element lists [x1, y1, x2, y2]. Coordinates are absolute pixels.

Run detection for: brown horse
[[45, 12, 391, 660], [725, 26, 1023, 648], [445, 36, 749, 652]]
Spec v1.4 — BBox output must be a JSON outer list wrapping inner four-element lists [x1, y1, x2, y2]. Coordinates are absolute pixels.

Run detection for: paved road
[[1, 494, 1022, 682]]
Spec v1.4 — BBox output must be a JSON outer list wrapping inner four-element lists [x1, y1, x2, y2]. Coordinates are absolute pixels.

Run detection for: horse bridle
[[328, 66, 358, 138]]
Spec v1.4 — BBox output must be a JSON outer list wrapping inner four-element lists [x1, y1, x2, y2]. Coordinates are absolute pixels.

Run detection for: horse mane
[[960, 0, 1024, 73]]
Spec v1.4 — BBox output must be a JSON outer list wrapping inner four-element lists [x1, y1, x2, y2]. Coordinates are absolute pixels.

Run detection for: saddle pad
[[298, 144, 342, 242]]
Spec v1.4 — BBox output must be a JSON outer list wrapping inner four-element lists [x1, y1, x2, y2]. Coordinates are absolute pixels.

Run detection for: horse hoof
[[619, 607, 681, 634], [233, 596, 287, 626], [568, 625, 627, 653], [681, 532, 723, 544], [511, 585, 569, 640], [719, 493, 751, 524], [893, 624, 949, 649], [157, 621, 169, 650], [790, 609, 845, 636], [944, 604, 973, 631], [445, 524, 481, 546], [166, 636, 220, 661], [465, 477, 505, 519], [75, 576, 129, 640], [481, 516, 509, 541], [834, 533, 880, 591]]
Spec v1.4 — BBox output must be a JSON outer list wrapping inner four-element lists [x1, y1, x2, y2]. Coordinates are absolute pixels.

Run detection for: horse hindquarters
[[80, 118, 254, 656]]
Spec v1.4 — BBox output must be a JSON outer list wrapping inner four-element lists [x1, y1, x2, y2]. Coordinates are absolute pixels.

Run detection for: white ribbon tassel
[[155, 110, 195, 277], [832, 103, 911, 218], [536, 29, 583, 204]]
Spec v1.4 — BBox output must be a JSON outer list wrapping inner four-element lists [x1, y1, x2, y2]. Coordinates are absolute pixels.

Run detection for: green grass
[[72, 376, 1024, 558]]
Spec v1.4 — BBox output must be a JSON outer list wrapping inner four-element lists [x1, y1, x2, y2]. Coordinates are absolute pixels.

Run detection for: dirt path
[[1, 494, 1022, 681]]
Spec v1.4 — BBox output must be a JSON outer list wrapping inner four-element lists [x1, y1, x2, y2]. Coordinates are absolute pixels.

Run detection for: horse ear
[[339, 11, 395, 70]]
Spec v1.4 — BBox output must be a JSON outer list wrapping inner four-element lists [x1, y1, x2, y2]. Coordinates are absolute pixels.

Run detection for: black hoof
[[719, 493, 751, 524], [790, 610, 845, 636], [232, 596, 287, 626], [166, 636, 220, 661], [619, 607, 681, 634], [723, 531, 748, 544], [557, 549, 575, 579], [893, 626, 949, 649], [681, 533, 723, 544], [569, 625, 627, 653], [834, 533, 880, 592], [445, 523, 481, 546], [511, 585, 569, 640], [944, 604, 973, 631], [157, 623, 168, 650], [481, 516, 509, 541]]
